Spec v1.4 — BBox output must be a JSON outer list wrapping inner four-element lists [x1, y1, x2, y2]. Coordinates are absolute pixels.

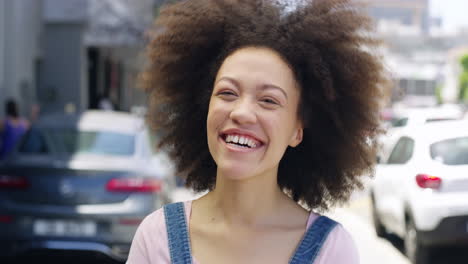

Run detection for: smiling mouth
[[220, 134, 263, 149]]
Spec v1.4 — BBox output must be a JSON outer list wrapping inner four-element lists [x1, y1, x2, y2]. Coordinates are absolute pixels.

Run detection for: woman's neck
[[199, 169, 293, 228]]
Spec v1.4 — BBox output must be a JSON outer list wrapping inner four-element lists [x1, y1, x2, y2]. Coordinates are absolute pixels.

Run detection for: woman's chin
[[216, 165, 257, 181]]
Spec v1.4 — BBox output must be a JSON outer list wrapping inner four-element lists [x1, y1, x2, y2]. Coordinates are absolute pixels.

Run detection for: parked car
[[0, 110, 175, 262], [371, 120, 468, 264], [386, 104, 464, 129], [377, 104, 465, 163]]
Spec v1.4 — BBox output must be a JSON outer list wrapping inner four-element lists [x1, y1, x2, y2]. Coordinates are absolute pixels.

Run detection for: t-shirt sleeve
[[127, 220, 150, 264], [127, 208, 170, 264], [314, 223, 360, 264]]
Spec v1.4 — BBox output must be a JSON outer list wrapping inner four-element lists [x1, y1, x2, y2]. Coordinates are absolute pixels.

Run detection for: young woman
[[128, 0, 389, 263]]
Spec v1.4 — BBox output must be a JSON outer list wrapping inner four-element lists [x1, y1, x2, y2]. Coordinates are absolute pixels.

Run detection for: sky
[[281, 0, 468, 32], [430, 0, 468, 31]]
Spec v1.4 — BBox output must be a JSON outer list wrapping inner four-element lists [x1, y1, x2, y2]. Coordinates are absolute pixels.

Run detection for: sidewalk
[[327, 205, 410, 264]]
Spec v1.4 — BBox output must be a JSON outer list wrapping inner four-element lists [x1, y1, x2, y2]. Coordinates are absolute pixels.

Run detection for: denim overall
[[164, 202, 337, 264]]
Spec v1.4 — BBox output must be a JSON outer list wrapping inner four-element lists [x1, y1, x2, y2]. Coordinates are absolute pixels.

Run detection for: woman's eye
[[216, 90, 237, 99], [219, 91, 236, 96], [261, 98, 279, 105]]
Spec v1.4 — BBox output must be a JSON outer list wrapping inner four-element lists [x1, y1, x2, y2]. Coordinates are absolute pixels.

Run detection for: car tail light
[[416, 174, 442, 189], [0, 215, 13, 223], [119, 218, 143, 225], [106, 178, 161, 193], [0, 175, 29, 189]]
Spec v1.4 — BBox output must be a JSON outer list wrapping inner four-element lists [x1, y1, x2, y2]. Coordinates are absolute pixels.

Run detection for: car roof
[[34, 110, 146, 134], [391, 105, 463, 121], [397, 120, 468, 143]]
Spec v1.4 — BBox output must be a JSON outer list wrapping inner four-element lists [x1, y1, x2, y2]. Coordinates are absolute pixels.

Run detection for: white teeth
[[239, 137, 245, 145], [224, 134, 259, 148]]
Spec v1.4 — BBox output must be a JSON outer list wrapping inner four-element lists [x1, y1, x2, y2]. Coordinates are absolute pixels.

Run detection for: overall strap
[[289, 216, 338, 264], [164, 202, 193, 264]]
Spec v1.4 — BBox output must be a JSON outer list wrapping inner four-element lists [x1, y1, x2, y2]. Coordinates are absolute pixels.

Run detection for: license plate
[[33, 219, 97, 237]]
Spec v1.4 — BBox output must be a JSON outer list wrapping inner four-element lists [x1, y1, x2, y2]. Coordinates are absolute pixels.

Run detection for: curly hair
[[141, 0, 390, 211]]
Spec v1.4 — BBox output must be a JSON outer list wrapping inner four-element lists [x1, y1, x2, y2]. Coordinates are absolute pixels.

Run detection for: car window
[[430, 137, 468, 165], [387, 137, 414, 164], [139, 129, 153, 157], [391, 117, 408, 127], [20, 128, 135, 156], [74, 131, 135, 156], [148, 130, 166, 154]]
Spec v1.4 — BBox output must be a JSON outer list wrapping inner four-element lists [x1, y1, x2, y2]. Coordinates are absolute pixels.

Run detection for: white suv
[[371, 120, 468, 264], [386, 104, 464, 129]]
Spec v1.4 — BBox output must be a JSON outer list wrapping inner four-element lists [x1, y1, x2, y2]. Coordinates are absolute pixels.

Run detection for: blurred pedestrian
[[29, 102, 41, 124], [98, 94, 114, 111], [0, 99, 30, 159], [128, 0, 390, 263]]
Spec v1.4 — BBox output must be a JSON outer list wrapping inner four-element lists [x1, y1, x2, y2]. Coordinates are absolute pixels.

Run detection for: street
[[329, 194, 411, 264]]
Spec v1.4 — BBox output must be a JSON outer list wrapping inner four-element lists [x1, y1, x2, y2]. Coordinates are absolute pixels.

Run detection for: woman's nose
[[229, 99, 257, 125]]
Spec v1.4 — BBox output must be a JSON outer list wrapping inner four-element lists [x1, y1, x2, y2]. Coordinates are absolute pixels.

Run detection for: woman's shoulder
[[140, 205, 167, 230], [127, 206, 168, 262], [137, 200, 192, 235], [311, 216, 359, 264], [127, 201, 192, 264]]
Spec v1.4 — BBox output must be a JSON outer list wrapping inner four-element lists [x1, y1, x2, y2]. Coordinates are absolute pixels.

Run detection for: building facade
[[0, 0, 43, 119], [0, 0, 153, 119], [362, 0, 430, 35]]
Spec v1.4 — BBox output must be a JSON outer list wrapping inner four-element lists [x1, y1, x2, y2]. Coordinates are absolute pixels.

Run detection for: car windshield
[[18, 127, 135, 156], [390, 117, 408, 127], [430, 137, 468, 165]]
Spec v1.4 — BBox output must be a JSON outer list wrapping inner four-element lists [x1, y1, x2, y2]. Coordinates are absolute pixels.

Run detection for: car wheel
[[371, 195, 387, 237], [405, 216, 430, 264]]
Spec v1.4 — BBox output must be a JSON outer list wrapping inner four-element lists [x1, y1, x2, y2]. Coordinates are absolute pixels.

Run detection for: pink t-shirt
[[127, 200, 359, 264]]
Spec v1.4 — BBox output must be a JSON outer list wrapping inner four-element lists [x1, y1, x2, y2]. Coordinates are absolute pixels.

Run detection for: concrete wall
[[39, 0, 88, 114], [0, 0, 42, 119], [0, 0, 5, 108], [39, 23, 87, 114]]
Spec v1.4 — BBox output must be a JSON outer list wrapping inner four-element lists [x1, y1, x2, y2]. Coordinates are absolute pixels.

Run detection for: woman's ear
[[289, 122, 303, 148]]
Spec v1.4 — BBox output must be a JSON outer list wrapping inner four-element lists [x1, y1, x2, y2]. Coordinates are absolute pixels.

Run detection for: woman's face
[[207, 47, 303, 180]]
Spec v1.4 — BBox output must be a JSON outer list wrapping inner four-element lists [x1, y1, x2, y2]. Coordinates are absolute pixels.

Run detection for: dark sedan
[[0, 110, 175, 262]]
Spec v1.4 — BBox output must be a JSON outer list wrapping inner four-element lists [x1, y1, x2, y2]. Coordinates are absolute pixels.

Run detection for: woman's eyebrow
[[215, 76, 240, 87], [260, 85, 288, 99], [216, 77, 288, 99]]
